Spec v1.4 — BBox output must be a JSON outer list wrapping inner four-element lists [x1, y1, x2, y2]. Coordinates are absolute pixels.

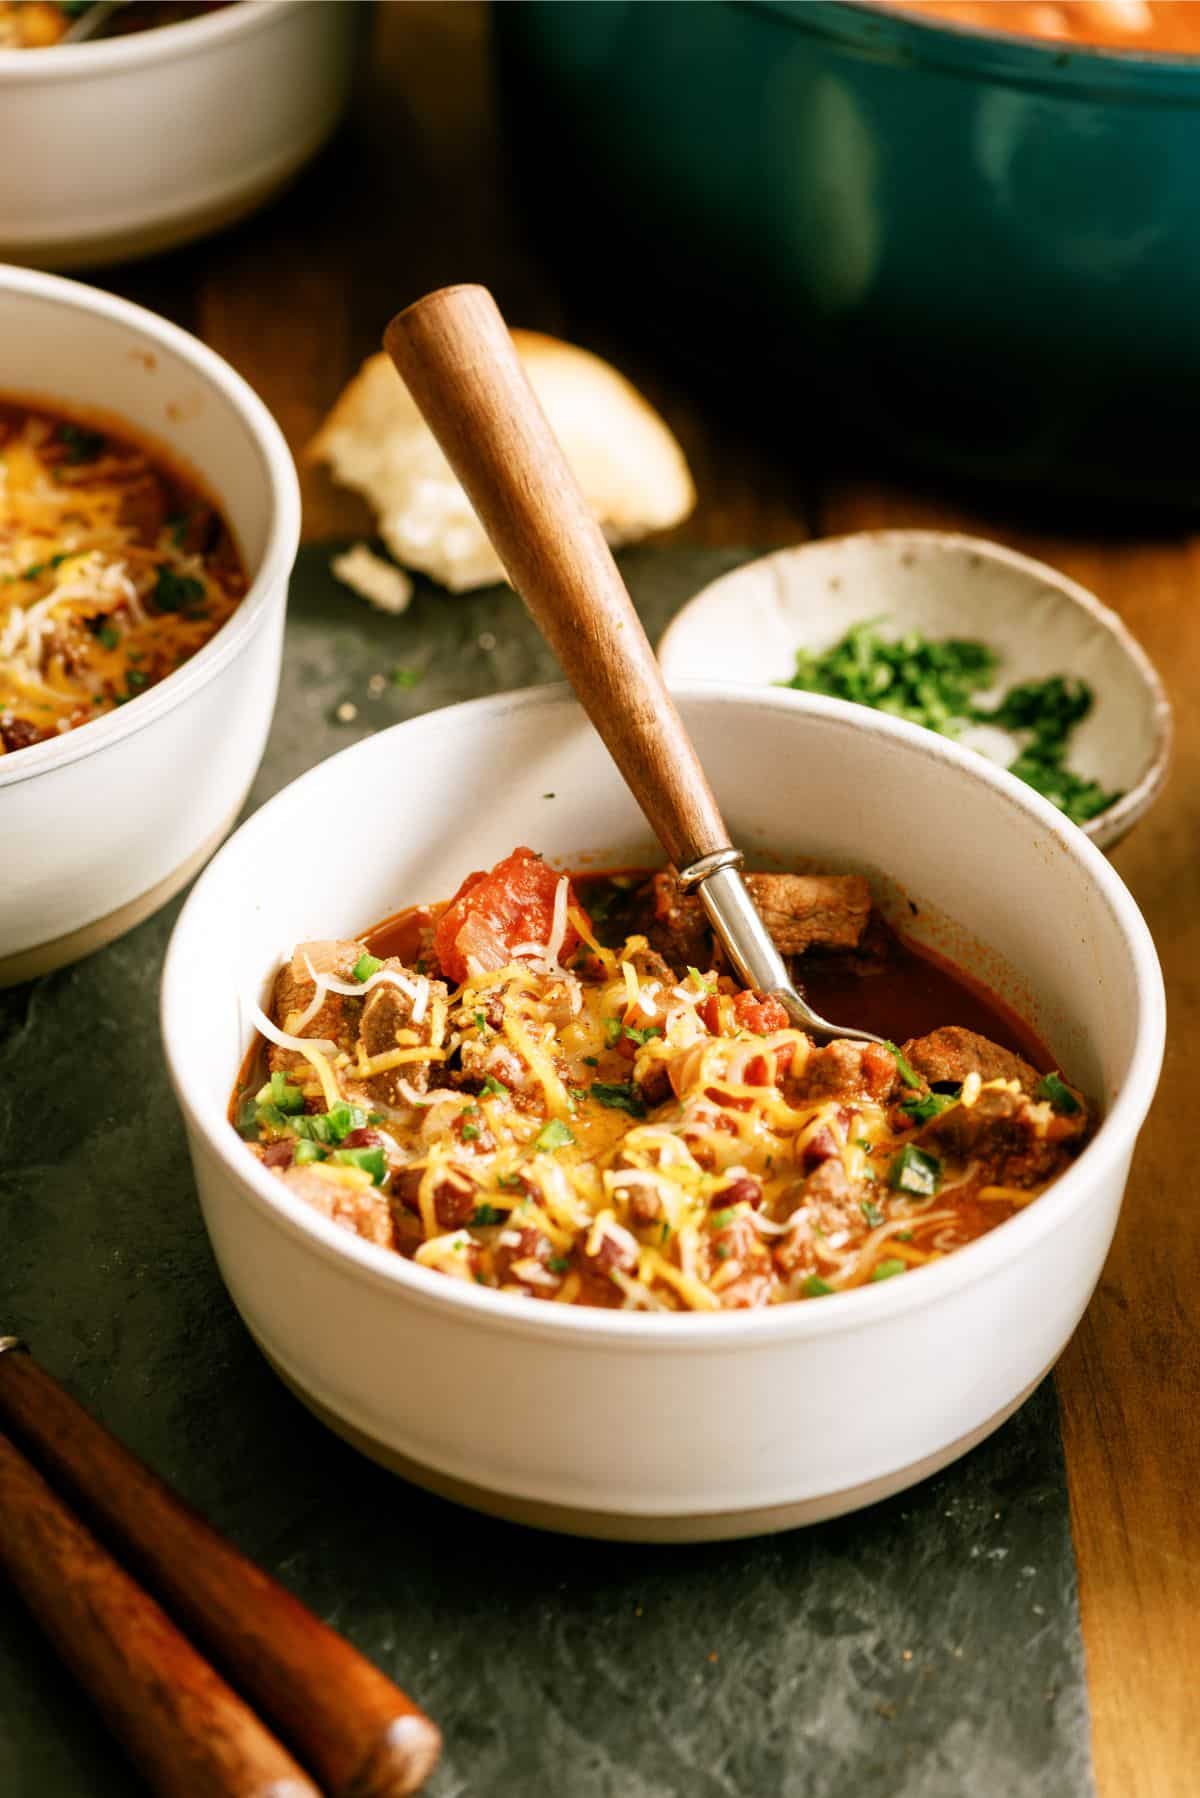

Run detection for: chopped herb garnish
[[660, 1221, 671, 1243], [1036, 1071, 1081, 1115], [888, 1143, 941, 1197], [708, 1208, 736, 1231], [152, 565, 205, 613], [97, 624, 120, 650], [784, 621, 1120, 826], [496, 1172, 524, 1190], [714, 1244, 731, 1261], [884, 1040, 923, 1090], [590, 1081, 646, 1116], [687, 966, 717, 994], [803, 1274, 834, 1297], [582, 1055, 599, 1068], [871, 1258, 907, 1282], [481, 1075, 510, 1099], [548, 1255, 570, 1274], [294, 1140, 326, 1165], [473, 1010, 490, 1033], [861, 1199, 884, 1228], [604, 1017, 623, 1047], [332, 1145, 387, 1184], [59, 423, 106, 464], [901, 1091, 958, 1124], [292, 1101, 366, 1145], [352, 952, 383, 982], [624, 1023, 663, 1046], [254, 1102, 291, 1134], [471, 1204, 505, 1226], [460, 1123, 480, 1142], [124, 670, 147, 691], [268, 1069, 304, 1114], [391, 666, 422, 688], [534, 1118, 575, 1152]]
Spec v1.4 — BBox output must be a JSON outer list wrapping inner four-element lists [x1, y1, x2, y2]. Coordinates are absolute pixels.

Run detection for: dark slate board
[[0, 546, 1093, 1798]]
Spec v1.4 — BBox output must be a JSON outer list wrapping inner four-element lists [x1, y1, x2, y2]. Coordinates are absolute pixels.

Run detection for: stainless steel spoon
[[384, 284, 882, 1047]]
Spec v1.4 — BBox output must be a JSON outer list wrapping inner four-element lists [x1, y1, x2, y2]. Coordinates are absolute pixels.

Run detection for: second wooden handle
[[0, 1348, 440, 1798], [384, 284, 731, 873]]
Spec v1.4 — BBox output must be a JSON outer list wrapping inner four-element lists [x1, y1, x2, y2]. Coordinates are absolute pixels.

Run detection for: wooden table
[[105, 6, 1196, 1791]]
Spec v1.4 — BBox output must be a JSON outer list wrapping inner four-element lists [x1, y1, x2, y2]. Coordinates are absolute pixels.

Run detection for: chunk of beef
[[493, 1225, 563, 1298], [280, 1165, 393, 1249], [359, 967, 449, 1105], [391, 1163, 478, 1230], [641, 870, 871, 972], [268, 940, 364, 1076], [902, 1026, 1042, 1097], [784, 1038, 901, 1106], [915, 1085, 1089, 1188]]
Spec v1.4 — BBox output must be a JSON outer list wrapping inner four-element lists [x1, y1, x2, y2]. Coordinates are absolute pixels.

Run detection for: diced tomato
[[433, 846, 587, 984], [731, 991, 791, 1035]]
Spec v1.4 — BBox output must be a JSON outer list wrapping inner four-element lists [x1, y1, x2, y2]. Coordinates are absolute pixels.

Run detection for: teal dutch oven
[[495, 1, 1200, 504]]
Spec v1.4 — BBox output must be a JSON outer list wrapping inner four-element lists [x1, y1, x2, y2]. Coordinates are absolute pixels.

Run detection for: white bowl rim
[[0, 0, 303, 81], [657, 528, 1173, 852], [0, 263, 301, 792], [161, 681, 1166, 1350]]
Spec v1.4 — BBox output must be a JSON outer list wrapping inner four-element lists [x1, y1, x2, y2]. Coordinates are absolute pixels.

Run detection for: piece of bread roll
[[310, 331, 696, 593]]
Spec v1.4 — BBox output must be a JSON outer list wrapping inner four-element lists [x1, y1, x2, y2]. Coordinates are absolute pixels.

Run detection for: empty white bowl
[[162, 683, 1164, 1541], [657, 531, 1171, 851], [0, 265, 300, 984], [0, 0, 359, 269]]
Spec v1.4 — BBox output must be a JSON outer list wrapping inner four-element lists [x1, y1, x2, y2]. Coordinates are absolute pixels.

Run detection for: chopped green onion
[[547, 1255, 570, 1274], [870, 1258, 907, 1282], [582, 1055, 599, 1068], [624, 1023, 663, 1046], [352, 952, 383, 982], [391, 666, 422, 688], [888, 1144, 941, 1197], [461, 1123, 480, 1143], [474, 1010, 490, 1032], [152, 565, 205, 614], [332, 1145, 386, 1184], [1036, 1072, 1081, 1115], [97, 624, 120, 650], [481, 1075, 509, 1099], [294, 1140, 326, 1165], [884, 1040, 923, 1090], [803, 1274, 834, 1297], [470, 1204, 505, 1226], [534, 1118, 575, 1152], [254, 1103, 291, 1134], [708, 1208, 736, 1231], [860, 1199, 884, 1228], [902, 1091, 958, 1124], [59, 423, 105, 464], [496, 1172, 524, 1190], [604, 1017, 622, 1047], [590, 1082, 645, 1116]]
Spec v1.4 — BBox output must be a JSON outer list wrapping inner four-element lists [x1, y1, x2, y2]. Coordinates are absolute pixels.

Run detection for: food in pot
[[0, 401, 245, 758], [232, 848, 1092, 1312]]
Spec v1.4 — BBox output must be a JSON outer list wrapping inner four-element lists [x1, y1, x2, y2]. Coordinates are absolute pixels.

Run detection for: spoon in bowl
[[384, 284, 881, 1048]]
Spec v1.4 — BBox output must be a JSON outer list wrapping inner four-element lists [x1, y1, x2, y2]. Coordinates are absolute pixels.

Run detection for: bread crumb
[[331, 542, 414, 615]]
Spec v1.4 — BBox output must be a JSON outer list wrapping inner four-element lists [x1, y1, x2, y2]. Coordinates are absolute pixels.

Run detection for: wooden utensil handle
[[0, 1430, 317, 1798], [384, 284, 731, 873], [0, 1345, 440, 1798]]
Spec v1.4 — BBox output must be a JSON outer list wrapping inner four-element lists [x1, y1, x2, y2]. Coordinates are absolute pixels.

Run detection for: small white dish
[[0, 265, 301, 984], [657, 531, 1171, 851], [162, 683, 1164, 1542], [0, 0, 359, 269]]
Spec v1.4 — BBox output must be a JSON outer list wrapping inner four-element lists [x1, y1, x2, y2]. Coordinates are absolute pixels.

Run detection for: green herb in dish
[[534, 1118, 575, 1152], [888, 1143, 942, 1197], [784, 620, 1122, 826]]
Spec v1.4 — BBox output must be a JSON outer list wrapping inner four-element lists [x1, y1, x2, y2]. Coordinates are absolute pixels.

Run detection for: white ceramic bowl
[[0, 265, 300, 983], [162, 685, 1164, 1541], [0, 0, 359, 269], [658, 532, 1172, 852]]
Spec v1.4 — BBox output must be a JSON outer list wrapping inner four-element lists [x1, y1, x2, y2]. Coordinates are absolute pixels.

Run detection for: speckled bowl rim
[[0, 264, 301, 792], [161, 682, 1166, 1351], [656, 530, 1173, 854]]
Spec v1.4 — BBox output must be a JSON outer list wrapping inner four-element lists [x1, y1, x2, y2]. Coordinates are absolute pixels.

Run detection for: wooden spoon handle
[[0, 1345, 441, 1798], [384, 284, 731, 873], [0, 1430, 317, 1798]]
